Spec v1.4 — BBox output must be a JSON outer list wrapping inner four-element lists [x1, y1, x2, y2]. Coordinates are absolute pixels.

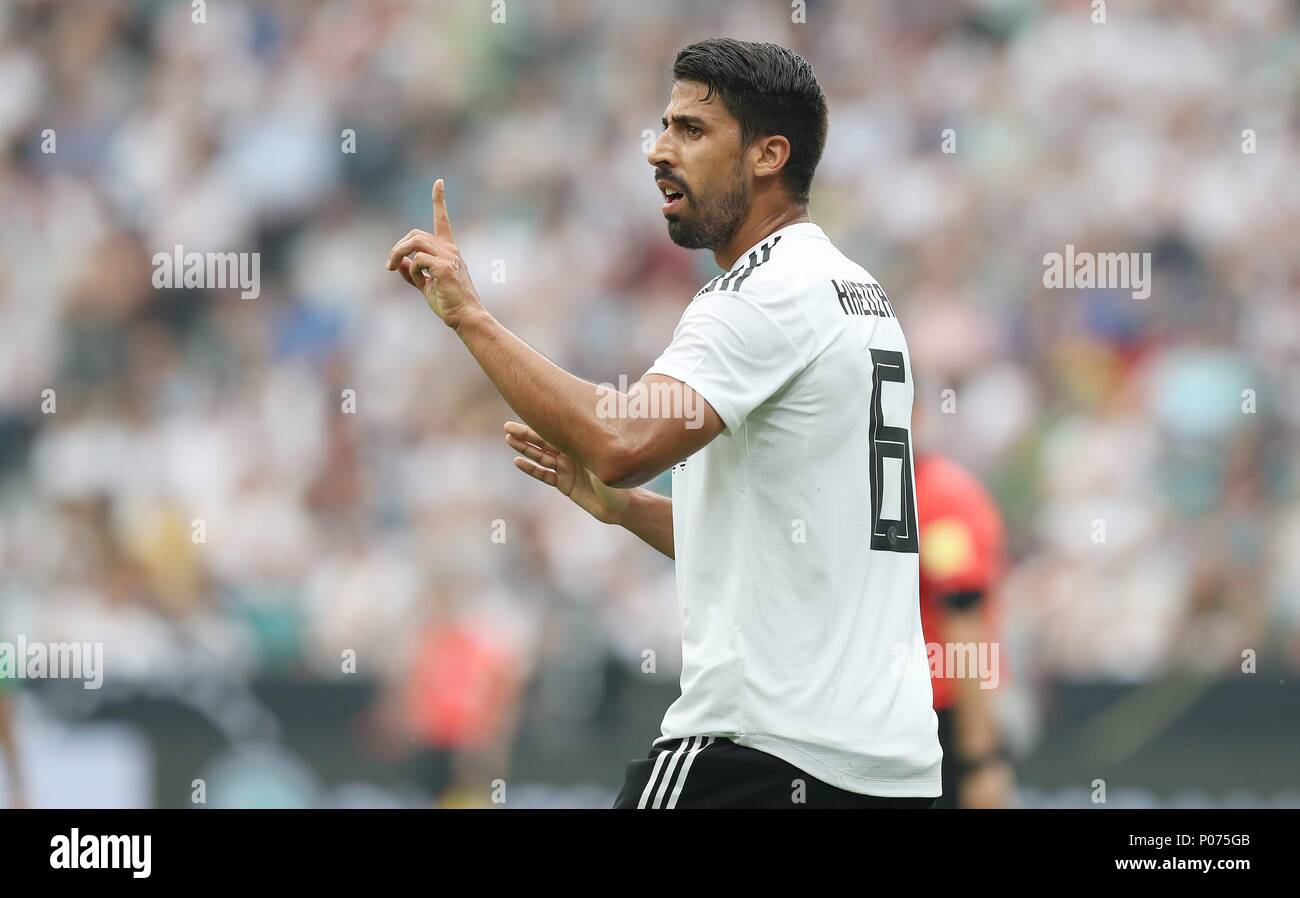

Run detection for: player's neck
[[714, 204, 810, 272]]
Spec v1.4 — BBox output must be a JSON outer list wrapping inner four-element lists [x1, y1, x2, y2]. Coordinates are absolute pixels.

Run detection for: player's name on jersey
[[831, 279, 896, 319]]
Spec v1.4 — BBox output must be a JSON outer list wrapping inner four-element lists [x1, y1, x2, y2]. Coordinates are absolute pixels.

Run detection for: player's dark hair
[[671, 38, 828, 206]]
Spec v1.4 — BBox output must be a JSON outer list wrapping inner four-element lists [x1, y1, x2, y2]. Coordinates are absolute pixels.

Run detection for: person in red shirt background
[[916, 452, 1016, 808], [397, 604, 525, 807], [363, 581, 525, 808]]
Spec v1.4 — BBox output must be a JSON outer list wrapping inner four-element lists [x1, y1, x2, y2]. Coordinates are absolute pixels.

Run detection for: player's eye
[[686, 125, 702, 138]]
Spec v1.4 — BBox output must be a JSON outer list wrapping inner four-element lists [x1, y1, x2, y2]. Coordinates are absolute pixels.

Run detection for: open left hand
[[385, 179, 484, 329], [503, 421, 633, 525]]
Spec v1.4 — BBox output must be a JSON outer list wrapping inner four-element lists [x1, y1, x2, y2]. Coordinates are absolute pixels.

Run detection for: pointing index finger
[[432, 179, 454, 244]]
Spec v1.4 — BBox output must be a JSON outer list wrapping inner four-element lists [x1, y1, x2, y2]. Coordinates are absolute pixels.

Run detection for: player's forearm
[[617, 488, 674, 559], [453, 309, 629, 481], [946, 610, 1001, 759], [953, 673, 1000, 759]]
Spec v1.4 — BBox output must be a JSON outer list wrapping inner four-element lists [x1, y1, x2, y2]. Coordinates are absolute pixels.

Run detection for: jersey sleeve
[[645, 289, 807, 435]]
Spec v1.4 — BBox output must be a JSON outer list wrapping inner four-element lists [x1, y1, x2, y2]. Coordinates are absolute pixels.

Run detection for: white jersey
[[645, 221, 942, 797]]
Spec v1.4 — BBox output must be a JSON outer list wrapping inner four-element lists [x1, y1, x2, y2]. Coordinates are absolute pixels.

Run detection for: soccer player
[[915, 451, 1015, 808], [385, 38, 940, 808]]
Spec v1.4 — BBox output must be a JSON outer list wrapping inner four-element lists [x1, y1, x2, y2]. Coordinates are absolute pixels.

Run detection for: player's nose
[[646, 129, 675, 169]]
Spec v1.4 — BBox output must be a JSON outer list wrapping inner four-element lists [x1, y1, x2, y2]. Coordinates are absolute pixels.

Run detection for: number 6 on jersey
[[869, 349, 919, 554]]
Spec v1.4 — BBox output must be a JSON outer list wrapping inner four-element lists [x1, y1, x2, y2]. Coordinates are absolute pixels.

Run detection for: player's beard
[[665, 163, 751, 251]]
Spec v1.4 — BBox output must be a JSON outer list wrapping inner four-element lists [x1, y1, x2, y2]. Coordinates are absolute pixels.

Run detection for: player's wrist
[[449, 303, 492, 336], [955, 744, 1011, 777], [600, 485, 635, 527]]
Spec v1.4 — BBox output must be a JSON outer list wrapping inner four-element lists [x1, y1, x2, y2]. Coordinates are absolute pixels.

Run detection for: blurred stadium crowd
[[1, 0, 1298, 800]]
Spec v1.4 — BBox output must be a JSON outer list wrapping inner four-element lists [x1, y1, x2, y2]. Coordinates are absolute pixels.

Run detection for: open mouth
[[658, 182, 686, 213]]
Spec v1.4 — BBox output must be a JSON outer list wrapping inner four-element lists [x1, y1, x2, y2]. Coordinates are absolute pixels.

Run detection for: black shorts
[[612, 736, 938, 809]]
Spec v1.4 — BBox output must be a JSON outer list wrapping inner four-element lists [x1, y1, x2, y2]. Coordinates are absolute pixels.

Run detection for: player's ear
[[751, 134, 792, 181]]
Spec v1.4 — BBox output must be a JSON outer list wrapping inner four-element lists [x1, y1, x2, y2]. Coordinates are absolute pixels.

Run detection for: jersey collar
[[722, 221, 825, 278]]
